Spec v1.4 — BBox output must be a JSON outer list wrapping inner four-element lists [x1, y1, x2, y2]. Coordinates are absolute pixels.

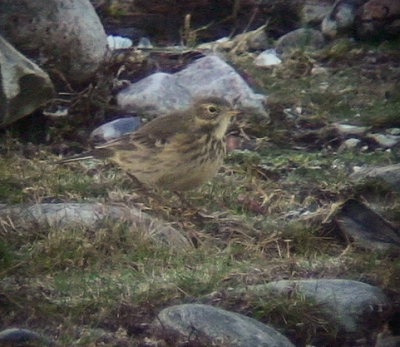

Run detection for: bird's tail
[[57, 151, 94, 164]]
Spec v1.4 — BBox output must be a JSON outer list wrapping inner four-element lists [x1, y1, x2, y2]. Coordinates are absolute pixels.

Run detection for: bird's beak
[[228, 110, 241, 116]]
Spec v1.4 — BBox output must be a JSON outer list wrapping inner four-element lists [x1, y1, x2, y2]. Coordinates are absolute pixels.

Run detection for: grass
[[227, 293, 340, 346], [1, 41, 400, 346]]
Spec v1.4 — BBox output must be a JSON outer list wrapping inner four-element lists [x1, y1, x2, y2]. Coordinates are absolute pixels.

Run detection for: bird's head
[[192, 97, 240, 139]]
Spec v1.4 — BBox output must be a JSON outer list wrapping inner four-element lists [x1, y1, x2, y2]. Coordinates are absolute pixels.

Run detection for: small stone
[[107, 35, 133, 50], [334, 123, 368, 136], [342, 138, 361, 149], [90, 117, 141, 143], [137, 37, 153, 49], [386, 128, 400, 135], [366, 133, 400, 148], [217, 37, 230, 43], [254, 49, 282, 67], [311, 65, 329, 75], [321, 0, 357, 38], [275, 28, 325, 56]]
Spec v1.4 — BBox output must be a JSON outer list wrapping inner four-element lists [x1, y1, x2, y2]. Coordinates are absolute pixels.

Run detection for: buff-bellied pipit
[[60, 97, 239, 191]]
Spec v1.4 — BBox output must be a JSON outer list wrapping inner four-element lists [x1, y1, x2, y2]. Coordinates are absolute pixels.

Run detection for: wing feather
[[93, 112, 191, 157]]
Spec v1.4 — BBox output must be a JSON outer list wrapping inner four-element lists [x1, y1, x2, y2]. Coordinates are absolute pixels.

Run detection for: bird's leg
[[126, 173, 179, 213], [126, 172, 148, 192], [125, 172, 161, 204], [173, 191, 209, 223]]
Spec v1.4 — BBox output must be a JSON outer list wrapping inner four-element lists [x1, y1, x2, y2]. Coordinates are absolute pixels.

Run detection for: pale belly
[[113, 136, 226, 191], [155, 156, 223, 191]]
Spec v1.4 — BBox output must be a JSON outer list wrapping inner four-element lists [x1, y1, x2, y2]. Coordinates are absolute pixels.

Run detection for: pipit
[[60, 97, 239, 191]]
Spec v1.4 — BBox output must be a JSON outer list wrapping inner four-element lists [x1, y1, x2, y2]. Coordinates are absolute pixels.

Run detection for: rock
[[322, 0, 357, 38], [275, 28, 325, 56], [311, 65, 330, 75], [107, 35, 133, 50], [153, 304, 295, 346], [366, 133, 400, 148], [262, 279, 390, 336], [0, 0, 107, 82], [0, 203, 191, 250], [333, 199, 400, 254], [254, 49, 282, 67], [333, 123, 369, 136], [339, 137, 361, 150], [0, 35, 54, 126], [0, 328, 54, 346], [356, 0, 400, 39], [302, 0, 334, 25], [117, 55, 268, 119], [137, 37, 153, 49], [90, 117, 141, 144], [104, 26, 146, 44], [350, 163, 400, 191], [118, 72, 187, 117], [386, 128, 400, 136]]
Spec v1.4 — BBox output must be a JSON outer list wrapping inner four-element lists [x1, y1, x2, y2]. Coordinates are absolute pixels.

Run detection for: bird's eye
[[207, 105, 217, 113]]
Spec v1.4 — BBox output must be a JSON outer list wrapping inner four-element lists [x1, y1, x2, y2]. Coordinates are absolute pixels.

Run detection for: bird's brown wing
[[93, 112, 191, 157]]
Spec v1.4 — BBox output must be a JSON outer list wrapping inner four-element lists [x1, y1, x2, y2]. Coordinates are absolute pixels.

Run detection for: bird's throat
[[213, 116, 231, 140]]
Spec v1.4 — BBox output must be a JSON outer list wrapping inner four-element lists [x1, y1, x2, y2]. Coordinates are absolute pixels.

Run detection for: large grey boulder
[[333, 199, 400, 254], [153, 303, 294, 346], [117, 55, 268, 119], [0, 35, 54, 126], [275, 28, 325, 56], [0, 203, 191, 250], [350, 163, 400, 191], [263, 279, 390, 336], [0, 0, 107, 82]]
